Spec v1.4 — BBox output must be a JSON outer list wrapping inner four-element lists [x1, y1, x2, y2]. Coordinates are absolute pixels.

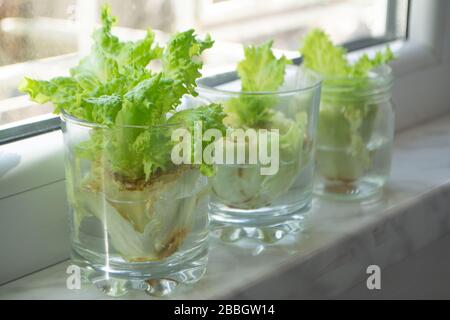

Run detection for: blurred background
[[0, 0, 408, 125]]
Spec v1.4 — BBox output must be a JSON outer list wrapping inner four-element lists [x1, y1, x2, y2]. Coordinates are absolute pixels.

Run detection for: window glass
[[0, 0, 408, 129]]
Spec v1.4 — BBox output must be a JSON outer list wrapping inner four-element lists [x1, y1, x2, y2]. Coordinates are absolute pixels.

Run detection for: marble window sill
[[0, 113, 449, 300]]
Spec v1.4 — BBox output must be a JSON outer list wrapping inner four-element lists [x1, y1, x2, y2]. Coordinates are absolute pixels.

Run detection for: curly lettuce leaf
[[168, 103, 225, 131], [300, 29, 349, 78], [299, 28, 394, 79], [225, 95, 276, 129], [72, 5, 162, 77], [162, 29, 213, 98], [116, 73, 177, 126], [18, 76, 86, 115], [169, 103, 226, 176], [237, 40, 291, 92], [351, 47, 395, 78], [226, 41, 291, 128], [84, 95, 122, 125], [19, 4, 222, 182]]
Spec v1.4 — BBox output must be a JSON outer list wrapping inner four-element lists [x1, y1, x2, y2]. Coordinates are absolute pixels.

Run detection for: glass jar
[[61, 111, 209, 297], [314, 65, 394, 200], [197, 66, 321, 244]]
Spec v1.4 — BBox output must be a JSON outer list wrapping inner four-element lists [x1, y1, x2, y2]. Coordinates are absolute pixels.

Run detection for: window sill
[[0, 113, 449, 299]]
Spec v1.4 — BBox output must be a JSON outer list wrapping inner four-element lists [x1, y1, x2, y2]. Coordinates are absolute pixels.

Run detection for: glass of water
[[61, 111, 209, 297], [314, 65, 395, 200], [197, 66, 321, 244]]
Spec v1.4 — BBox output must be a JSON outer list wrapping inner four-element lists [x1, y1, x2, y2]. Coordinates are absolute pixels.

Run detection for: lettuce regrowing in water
[[211, 41, 311, 209], [299, 29, 394, 186], [19, 6, 225, 261]]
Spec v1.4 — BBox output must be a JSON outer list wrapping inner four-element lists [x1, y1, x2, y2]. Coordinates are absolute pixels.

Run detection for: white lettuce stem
[[71, 167, 208, 261]]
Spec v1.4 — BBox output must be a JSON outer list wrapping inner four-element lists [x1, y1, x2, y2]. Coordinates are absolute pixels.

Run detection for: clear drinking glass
[[314, 65, 394, 200], [61, 111, 209, 297], [197, 66, 321, 244]]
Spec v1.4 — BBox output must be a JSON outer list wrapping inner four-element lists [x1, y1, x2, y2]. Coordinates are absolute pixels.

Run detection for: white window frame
[[195, 0, 322, 28], [389, 0, 450, 130], [0, 0, 449, 285], [172, 0, 400, 46]]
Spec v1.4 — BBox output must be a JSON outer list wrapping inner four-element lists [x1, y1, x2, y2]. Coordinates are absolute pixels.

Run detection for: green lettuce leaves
[[19, 5, 224, 182], [300, 29, 350, 78], [162, 30, 213, 97], [300, 28, 394, 79], [225, 41, 291, 128], [299, 29, 394, 182], [237, 40, 291, 92]]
